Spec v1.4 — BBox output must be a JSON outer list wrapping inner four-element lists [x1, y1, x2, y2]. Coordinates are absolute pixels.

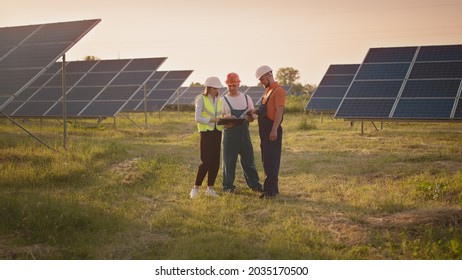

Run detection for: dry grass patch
[[366, 207, 462, 229]]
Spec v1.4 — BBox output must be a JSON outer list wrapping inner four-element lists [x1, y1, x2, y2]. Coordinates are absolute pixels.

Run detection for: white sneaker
[[205, 188, 219, 197], [190, 188, 199, 199]]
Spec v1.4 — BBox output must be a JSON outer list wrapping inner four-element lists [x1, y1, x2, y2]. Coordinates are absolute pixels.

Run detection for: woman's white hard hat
[[204, 76, 223, 88]]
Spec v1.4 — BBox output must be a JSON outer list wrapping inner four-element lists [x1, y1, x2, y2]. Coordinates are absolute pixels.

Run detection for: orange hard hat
[[225, 72, 241, 85]]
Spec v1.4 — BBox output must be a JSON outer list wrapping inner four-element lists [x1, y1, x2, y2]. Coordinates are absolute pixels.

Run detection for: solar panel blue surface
[[310, 87, 348, 98], [393, 99, 455, 119], [0, 19, 101, 110], [8, 57, 166, 117], [355, 63, 411, 80], [363, 47, 417, 63], [416, 45, 462, 62], [454, 101, 462, 119], [122, 70, 193, 112], [325, 64, 360, 74], [336, 99, 396, 118], [409, 62, 462, 79], [319, 75, 355, 86], [306, 64, 359, 112], [244, 86, 265, 105], [335, 44, 462, 120], [346, 81, 402, 98], [169, 86, 205, 105], [401, 80, 460, 98], [306, 99, 342, 111]]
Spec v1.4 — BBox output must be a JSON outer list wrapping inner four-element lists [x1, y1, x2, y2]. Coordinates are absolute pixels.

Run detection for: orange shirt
[[261, 82, 286, 121]]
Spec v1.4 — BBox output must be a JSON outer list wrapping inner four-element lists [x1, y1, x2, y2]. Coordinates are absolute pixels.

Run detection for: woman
[[190, 76, 224, 198]]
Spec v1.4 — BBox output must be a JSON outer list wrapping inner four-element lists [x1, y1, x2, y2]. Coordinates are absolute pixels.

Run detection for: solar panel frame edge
[[312, 64, 360, 114], [451, 80, 462, 119]]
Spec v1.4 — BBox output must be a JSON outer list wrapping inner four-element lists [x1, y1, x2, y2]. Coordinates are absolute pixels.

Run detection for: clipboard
[[217, 118, 246, 126]]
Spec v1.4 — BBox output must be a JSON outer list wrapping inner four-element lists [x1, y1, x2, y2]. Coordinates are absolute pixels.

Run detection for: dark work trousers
[[195, 129, 222, 186], [258, 99, 282, 195], [222, 96, 262, 192]]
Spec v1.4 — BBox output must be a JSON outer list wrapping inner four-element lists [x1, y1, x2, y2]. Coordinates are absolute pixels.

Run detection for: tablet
[[217, 118, 246, 126]]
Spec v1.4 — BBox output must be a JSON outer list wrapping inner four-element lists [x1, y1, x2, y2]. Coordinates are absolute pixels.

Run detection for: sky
[[2, 0, 462, 86]]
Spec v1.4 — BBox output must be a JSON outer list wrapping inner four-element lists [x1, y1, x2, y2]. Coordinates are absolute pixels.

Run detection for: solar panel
[[244, 86, 264, 105], [245, 85, 291, 106], [169, 84, 290, 107], [335, 44, 462, 121], [0, 19, 101, 111], [167, 87, 188, 104], [306, 64, 359, 112], [122, 70, 192, 112], [7, 57, 167, 117], [169, 86, 229, 106], [170, 86, 205, 105]]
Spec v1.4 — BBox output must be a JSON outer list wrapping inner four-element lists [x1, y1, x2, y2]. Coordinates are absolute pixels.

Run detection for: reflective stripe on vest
[[197, 95, 223, 132]]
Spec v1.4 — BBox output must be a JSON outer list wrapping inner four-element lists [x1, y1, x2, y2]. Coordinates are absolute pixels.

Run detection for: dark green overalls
[[222, 94, 262, 192]]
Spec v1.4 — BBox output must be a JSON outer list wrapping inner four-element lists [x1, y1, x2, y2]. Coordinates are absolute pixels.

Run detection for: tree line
[[191, 67, 316, 96]]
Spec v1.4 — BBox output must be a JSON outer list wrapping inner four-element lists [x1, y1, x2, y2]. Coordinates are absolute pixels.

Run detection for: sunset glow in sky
[[2, 0, 462, 86]]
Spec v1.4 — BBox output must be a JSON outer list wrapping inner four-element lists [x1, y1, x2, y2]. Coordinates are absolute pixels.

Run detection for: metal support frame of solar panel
[[0, 19, 101, 111], [3, 57, 167, 118], [305, 64, 359, 113], [167, 86, 188, 104], [121, 70, 193, 112], [169, 86, 205, 105], [335, 44, 462, 121]]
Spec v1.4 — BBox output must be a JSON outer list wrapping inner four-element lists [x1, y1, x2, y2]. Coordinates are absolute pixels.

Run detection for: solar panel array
[[169, 86, 228, 105], [170, 86, 206, 105], [167, 86, 189, 104], [122, 70, 193, 112], [305, 64, 359, 112], [3, 58, 168, 117], [0, 19, 101, 110], [335, 45, 462, 120], [169, 85, 291, 106]]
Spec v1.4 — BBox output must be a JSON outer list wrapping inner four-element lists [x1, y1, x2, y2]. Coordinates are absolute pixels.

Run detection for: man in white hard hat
[[253, 65, 286, 198]]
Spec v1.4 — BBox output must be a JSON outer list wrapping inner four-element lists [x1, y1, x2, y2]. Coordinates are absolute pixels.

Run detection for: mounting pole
[[62, 54, 68, 149], [144, 83, 148, 129], [0, 111, 55, 151]]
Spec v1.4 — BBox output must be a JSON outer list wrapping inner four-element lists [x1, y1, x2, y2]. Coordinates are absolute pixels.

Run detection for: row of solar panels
[[171, 85, 292, 106], [1, 58, 194, 117], [0, 19, 198, 118], [306, 44, 462, 120], [0, 19, 292, 118], [1, 54, 290, 117], [0, 19, 103, 110]]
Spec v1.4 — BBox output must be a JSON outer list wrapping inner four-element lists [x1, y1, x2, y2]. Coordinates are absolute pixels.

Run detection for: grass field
[[1, 99, 462, 259]]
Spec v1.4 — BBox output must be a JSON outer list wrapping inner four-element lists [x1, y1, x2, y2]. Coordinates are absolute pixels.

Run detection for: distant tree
[[190, 82, 203, 87], [304, 84, 317, 95], [276, 67, 300, 85], [84, 55, 100, 61], [289, 83, 317, 96]]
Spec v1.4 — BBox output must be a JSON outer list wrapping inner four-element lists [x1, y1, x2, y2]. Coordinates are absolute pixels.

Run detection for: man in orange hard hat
[[253, 65, 286, 198], [219, 72, 263, 194]]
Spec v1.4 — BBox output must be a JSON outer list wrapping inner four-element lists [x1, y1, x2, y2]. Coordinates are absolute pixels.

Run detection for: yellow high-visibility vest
[[197, 95, 223, 132]]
